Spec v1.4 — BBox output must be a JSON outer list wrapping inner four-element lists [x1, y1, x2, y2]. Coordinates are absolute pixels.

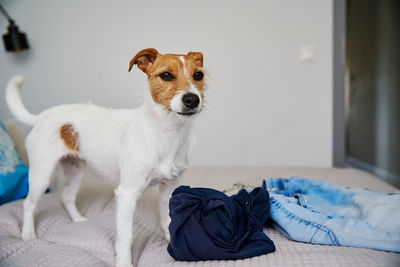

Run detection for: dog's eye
[[160, 72, 175, 81], [193, 71, 204, 81]]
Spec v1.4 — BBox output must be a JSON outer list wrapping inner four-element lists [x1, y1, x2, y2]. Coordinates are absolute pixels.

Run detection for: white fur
[[6, 75, 200, 267], [6, 76, 37, 125], [179, 56, 203, 111], [180, 56, 187, 76]]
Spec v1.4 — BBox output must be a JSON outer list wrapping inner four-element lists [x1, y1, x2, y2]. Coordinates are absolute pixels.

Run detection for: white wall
[[0, 0, 333, 167]]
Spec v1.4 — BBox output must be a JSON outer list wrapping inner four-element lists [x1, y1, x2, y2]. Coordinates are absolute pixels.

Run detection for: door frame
[[333, 0, 346, 167]]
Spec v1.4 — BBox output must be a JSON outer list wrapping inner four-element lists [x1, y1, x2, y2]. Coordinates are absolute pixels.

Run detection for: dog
[[5, 48, 205, 267]]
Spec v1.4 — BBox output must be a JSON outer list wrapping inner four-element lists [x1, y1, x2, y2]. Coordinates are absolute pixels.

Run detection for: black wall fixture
[[0, 3, 29, 52]]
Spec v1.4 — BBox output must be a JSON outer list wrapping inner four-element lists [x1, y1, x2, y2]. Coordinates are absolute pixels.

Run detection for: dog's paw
[[115, 259, 133, 267], [72, 215, 87, 222], [163, 228, 170, 242], [21, 230, 37, 240]]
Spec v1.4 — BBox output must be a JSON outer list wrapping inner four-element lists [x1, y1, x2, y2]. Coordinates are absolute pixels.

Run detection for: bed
[[1, 121, 399, 267]]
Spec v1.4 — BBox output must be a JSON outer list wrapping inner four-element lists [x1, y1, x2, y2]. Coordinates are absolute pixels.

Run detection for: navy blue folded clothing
[[167, 186, 275, 261]]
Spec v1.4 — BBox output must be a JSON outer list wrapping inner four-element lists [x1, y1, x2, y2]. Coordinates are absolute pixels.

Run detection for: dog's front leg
[[159, 178, 179, 241], [115, 172, 148, 267]]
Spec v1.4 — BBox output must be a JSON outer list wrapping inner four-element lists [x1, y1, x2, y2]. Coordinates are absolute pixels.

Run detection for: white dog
[[5, 48, 205, 267]]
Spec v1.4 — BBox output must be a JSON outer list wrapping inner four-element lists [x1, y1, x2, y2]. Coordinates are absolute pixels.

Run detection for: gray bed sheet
[[1, 166, 399, 267]]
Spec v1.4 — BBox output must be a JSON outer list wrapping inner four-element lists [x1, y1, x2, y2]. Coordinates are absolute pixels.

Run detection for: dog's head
[[129, 48, 205, 117]]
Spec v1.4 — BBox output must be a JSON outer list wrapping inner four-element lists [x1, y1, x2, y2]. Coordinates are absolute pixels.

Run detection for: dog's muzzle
[[178, 93, 200, 116]]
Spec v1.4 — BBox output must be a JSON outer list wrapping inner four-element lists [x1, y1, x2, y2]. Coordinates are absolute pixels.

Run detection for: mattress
[[0, 166, 399, 267]]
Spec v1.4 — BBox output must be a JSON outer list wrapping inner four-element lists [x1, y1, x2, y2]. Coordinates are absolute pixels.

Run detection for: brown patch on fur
[[60, 123, 80, 152], [129, 49, 206, 109]]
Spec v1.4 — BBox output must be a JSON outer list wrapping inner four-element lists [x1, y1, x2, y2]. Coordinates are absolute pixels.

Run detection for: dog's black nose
[[182, 93, 200, 109]]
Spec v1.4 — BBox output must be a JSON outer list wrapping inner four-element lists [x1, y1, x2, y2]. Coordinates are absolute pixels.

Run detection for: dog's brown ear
[[187, 52, 203, 67], [129, 48, 160, 73]]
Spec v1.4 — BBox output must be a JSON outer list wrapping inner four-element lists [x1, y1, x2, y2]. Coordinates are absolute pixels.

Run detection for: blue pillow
[[0, 122, 29, 205]]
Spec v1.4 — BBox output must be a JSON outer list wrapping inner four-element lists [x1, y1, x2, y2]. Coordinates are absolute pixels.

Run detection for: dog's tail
[[6, 75, 37, 126]]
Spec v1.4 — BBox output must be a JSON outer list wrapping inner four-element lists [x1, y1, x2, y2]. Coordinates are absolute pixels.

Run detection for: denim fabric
[[168, 186, 275, 261], [263, 177, 400, 252]]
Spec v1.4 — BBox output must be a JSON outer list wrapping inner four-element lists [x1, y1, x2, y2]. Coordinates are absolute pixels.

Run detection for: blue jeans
[[262, 177, 400, 252]]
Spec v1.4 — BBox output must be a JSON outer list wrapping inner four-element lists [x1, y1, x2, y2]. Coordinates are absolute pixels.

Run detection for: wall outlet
[[300, 45, 316, 63]]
